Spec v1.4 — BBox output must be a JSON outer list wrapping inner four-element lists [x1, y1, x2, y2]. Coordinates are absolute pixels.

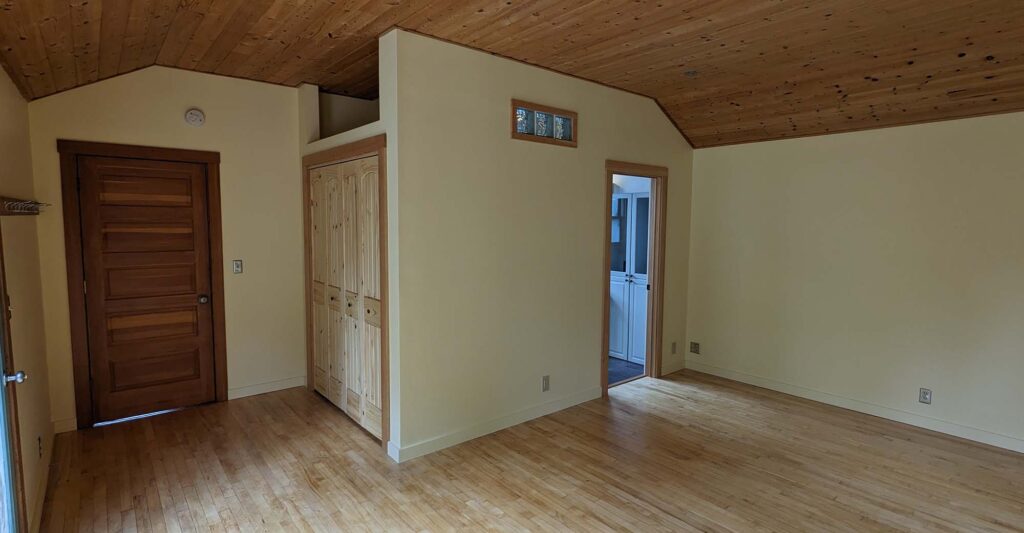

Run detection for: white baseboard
[[52, 417, 76, 434], [387, 440, 401, 463], [391, 386, 602, 462], [227, 375, 306, 400], [686, 361, 1024, 454]]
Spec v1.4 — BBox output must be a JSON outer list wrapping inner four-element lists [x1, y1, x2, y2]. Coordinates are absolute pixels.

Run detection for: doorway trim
[[301, 134, 391, 451], [602, 160, 668, 396], [57, 140, 228, 429]]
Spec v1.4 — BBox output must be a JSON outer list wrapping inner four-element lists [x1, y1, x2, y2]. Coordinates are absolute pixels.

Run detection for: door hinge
[[647, 284, 651, 291]]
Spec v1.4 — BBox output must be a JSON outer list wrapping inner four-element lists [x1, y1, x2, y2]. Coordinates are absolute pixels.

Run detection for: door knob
[[198, 295, 210, 304], [3, 371, 26, 384]]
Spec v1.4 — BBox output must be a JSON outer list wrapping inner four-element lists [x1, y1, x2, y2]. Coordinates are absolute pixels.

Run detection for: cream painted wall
[[319, 92, 379, 139], [689, 111, 1024, 452], [28, 66, 307, 430], [0, 69, 53, 531], [389, 31, 692, 460]]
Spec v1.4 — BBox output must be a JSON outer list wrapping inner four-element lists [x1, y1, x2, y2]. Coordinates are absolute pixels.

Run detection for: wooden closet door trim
[[58, 140, 227, 429], [303, 135, 390, 451], [302, 135, 386, 169]]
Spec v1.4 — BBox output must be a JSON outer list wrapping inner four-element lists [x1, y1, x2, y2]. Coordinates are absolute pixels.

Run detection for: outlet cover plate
[[232, 260, 243, 274], [689, 342, 701, 355], [919, 388, 932, 404]]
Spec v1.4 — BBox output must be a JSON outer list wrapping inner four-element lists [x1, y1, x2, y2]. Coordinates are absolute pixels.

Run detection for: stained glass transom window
[[511, 100, 577, 147]]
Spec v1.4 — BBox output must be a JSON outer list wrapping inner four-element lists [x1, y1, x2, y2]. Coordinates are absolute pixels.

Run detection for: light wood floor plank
[[40, 370, 1024, 532]]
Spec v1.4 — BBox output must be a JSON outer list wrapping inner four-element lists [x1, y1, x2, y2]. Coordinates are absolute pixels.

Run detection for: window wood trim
[[510, 99, 578, 148]]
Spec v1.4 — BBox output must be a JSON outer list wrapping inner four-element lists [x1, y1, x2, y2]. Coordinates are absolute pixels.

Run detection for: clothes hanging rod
[[0, 196, 47, 216]]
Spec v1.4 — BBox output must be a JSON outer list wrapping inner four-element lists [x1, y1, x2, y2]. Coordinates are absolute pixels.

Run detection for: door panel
[[358, 157, 383, 438], [609, 276, 629, 360], [340, 162, 363, 417], [609, 193, 632, 361], [628, 282, 648, 365], [326, 166, 349, 410], [310, 168, 328, 394], [328, 286, 345, 408], [632, 194, 650, 280], [628, 192, 651, 365], [79, 156, 216, 423], [105, 262, 196, 299], [609, 195, 629, 274]]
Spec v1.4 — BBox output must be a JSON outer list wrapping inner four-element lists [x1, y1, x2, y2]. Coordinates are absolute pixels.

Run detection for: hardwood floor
[[41, 370, 1024, 532]]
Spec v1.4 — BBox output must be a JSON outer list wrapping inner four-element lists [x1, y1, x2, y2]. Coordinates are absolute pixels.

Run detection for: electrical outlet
[[919, 388, 932, 405], [232, 259, 244, 274], [542, 375, 550, 392], [689, 342, 701, 355], [671, 341, 677, 354]]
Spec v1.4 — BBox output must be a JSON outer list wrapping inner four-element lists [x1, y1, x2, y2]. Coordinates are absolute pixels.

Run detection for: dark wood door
[[78, 155, 216, 423]]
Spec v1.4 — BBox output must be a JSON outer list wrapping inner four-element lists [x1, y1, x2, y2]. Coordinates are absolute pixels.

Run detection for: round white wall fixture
[[184, 107, 206, 127]]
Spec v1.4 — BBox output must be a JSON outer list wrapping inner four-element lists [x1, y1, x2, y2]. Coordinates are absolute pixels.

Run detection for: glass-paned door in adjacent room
[[608, 190, 652, 368], [627, 193, 650, 365], [608, 194, 631, 360]]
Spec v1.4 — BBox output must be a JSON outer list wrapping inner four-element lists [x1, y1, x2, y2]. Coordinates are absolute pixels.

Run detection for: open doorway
[[602, 161, 667, 394]]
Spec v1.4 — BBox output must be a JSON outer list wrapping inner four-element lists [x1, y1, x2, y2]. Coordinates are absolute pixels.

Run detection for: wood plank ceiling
[[1, 1, 1023, 147]]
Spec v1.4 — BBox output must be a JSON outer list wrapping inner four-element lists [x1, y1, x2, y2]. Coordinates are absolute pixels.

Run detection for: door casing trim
[[57, 139, 227, 429], [602, 160, 668, 396]]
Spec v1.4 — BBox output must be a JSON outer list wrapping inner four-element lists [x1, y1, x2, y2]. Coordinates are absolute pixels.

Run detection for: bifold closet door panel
[[340, 163, 364, 417], [358, 156, 383, 438], [325, 164, 347, 409], [310, 168, 328, 395], [328, 286, 346, 408], [358, 157, 381, 301]]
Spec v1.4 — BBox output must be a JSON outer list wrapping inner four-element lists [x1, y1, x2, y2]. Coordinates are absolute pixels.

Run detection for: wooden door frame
[[602, 160, 668, 396], [0, 226, 28, 530], [57, 140, 228, 429], [301, 134, 390, 450]]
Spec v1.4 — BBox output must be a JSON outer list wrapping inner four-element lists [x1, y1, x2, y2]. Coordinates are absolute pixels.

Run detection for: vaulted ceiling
[[2, 1, 1023, 147]]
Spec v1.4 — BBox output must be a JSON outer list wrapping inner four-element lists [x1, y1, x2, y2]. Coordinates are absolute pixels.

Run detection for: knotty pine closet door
[[309, 155, 383, 439]]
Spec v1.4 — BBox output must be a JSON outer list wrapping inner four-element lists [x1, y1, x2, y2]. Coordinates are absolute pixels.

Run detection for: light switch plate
[[232, 260, 243, 274]]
